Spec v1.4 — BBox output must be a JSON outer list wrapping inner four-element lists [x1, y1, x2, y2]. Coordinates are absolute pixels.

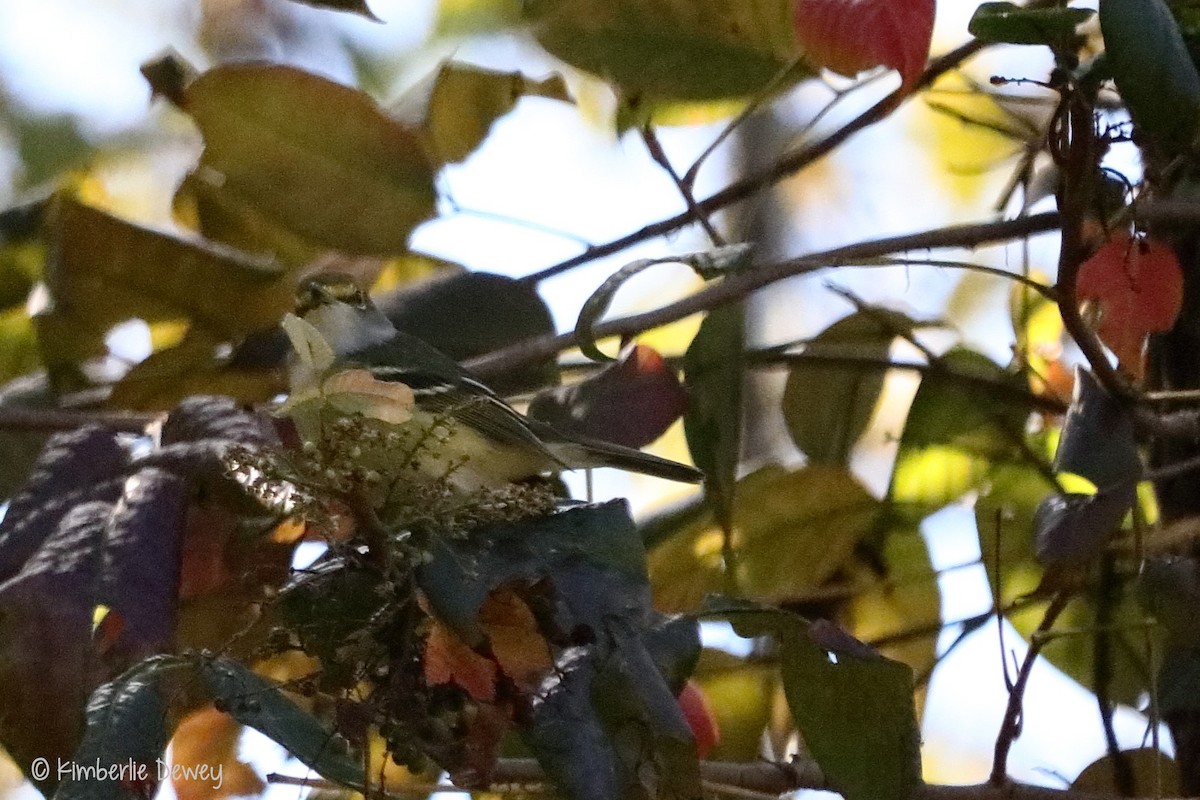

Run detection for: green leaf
[[45, 196, 295, 346], [57, 656, 194, 800], [392, 61, 571, 167], [649, 465, 882, 611], [683, 303, 744, 531], [968, 2, 1094, 46], [1100, 0, 1200, 156], [782, 309, 915, 465], [709, 600, 920, 800], [524, 0, 805, 101], [890, 349, 1033, 511], [201, 656, 365, 789], [179, 63, 437, 256]]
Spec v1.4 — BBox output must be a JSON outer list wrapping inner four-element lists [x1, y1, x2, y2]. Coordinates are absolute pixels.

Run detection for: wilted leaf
[[478, 590, 554, 692], [794, 0, 935, 90], [169, 707, 266, 800], [1076, 234, 1184, 373], [650, 465, 882, 611], [676, 680, 719, 758], [392, 61, 571, 166], [712, 600, 920, 800], [528, 343, 687, 449], [525, 0, 804, 100], [201, 656, 364, 790], [1100, 0, 1200, 157], [968, 2, 1094, 46], [179, 64, 437, 256], [782, 309, 915, 465], [683, 303, 744, 530]]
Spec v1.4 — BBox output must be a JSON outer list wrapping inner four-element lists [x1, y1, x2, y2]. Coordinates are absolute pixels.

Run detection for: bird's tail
[[543, 432, 704, 484]]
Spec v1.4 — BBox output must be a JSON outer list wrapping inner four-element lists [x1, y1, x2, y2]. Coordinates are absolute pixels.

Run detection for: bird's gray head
[[294, 274, 395, 354]]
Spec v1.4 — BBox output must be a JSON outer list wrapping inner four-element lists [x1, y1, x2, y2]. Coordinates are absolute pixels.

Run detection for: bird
[[279, 274, 703, 492]]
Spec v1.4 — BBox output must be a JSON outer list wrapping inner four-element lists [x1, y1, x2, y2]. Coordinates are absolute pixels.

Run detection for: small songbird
[[279, 274, 703, 491]]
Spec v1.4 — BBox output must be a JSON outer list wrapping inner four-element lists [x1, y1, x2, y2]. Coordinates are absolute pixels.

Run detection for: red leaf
[[794, 0, 937, 90], [677, 680, 720, 759], [1076, 234, 1184, 372]]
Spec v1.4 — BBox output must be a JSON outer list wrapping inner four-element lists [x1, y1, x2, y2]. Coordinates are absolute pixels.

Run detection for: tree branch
[[520, 39, 990, 286], [467, 213, 1062, 379], [0, 406, 161, 433]]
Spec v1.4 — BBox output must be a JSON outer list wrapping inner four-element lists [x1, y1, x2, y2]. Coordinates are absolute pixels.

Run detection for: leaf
[[649, 465, 882, 611], [46, 196, 296, 345], [676, 680, 719, 758], [376, 271, 558, 395], [890, 349, 1034, 511], [525, 0, 804, 101], [478, 590, 554, 692], [56, 656, 194, 800], [1100, 0, 1200, 156], [575, 245, 752, 362], [392, 61, 571, 167], [169, 707, 266, 800], [683, 303, 744, 530], [968, 2, 1094, 46], [692, 649, 775, 761], [1076, 234, 1184, 372], [710, 601, 920, 800], [423, 617, 499, 702], [179, 64, 437, 256], [782, 309, 915, 465], [1073, 747, 1179, 797], [794, 0, 935, 90], [201, 656, 364, 790], [528, 343, 688, 449], [283, 0, 380, 18]]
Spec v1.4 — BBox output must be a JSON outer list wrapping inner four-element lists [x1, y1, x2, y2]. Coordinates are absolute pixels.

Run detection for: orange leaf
[[423, 619, 497, 702], [169, 707, 266, 800], [1076, 234, 1184, 372], [794, 0, 936, 90], [478, 590, 554, 693]]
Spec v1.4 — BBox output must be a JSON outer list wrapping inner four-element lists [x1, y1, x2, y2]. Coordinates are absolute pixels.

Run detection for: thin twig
[[520, 39, 991, 285], [991, 591, 1071, 785], [0, 406, 162, 432], [467, 213, 1062, 379], [640, 125, 725, 245]]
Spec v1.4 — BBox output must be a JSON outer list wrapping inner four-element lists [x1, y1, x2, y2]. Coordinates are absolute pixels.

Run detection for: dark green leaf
[[201, 656, 365, 789], [707, 600, 920, 800], [683, 303, 744, 530], [782, 309, 915, 465], [968, 2, 1094, 45], [56, 656, 195, 800], [1101, 0, 1200, 156]]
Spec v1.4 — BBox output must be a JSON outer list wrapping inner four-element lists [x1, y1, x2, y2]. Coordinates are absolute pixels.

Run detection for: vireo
[[280, 275, 703, 491]]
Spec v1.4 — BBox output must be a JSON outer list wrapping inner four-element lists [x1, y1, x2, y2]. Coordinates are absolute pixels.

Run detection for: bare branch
[[468, 213, 1062, 379]]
